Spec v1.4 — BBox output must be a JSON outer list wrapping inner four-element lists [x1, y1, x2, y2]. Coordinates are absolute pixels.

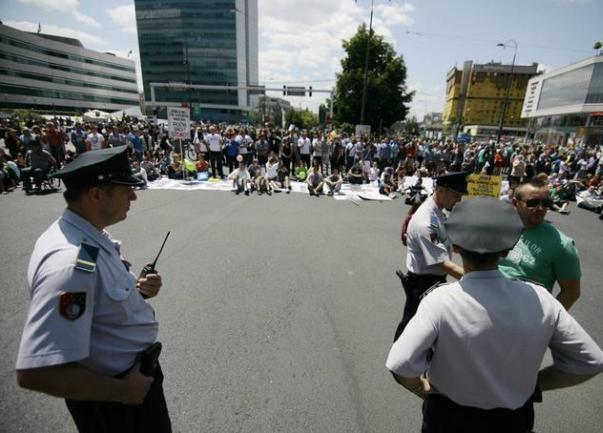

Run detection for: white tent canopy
[[110, 106, 145, 120], [83, 109, 111, 122]]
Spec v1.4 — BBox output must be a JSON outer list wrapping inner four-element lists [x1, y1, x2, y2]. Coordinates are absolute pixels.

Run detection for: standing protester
[[393, 172, 468, 341], [386, 197, 603, 433], [498, 178, 581, 310], [71, 123, 87, 154], [45, 122, 66, 164], [15, 146, 171, 433], [205, 125, 224, 179]]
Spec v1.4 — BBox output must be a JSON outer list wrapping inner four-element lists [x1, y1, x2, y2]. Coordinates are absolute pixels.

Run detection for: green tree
[[334, 24, 413, 132], [286, 108, 318, 129]]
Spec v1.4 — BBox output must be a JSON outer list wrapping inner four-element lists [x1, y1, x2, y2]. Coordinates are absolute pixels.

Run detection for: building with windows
[[0, 24, 139, 114], [134, 0, 259, 122], [521, 55, 603, 147], [421, 112, 443, 139], [443, 60, 538, 140]]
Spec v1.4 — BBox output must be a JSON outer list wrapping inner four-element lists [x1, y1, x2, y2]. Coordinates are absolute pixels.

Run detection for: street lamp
[[496, 39, 518, 143], [359, 0, 375, 126]]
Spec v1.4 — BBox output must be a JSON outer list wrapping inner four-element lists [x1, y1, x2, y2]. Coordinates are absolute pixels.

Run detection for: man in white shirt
[[85, 125, 105, 151], [386, 197, 603, 433], [297, 131, 311, 168], [204, 126, 224, 178]]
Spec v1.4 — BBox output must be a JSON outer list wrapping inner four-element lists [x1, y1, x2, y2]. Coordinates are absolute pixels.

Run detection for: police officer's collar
[[62, 209, 120, 255]]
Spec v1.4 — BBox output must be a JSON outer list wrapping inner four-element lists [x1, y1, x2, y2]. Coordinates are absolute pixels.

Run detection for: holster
[[139, 342, 162, 376]]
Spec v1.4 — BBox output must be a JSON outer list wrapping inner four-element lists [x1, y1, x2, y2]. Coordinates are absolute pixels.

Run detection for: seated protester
[[141, 152, 159, 181], [0, 158, 15, 194], [549, 182, 571, 214], [394, 163, 407, 191], [131, 160, 148, 187], [158, 151, 171, 175], [369, 161, 380, 183], [21, 138, 57, 193], [195, 154, 210, 180], [228, 156, 251, 195], [277, 158, 292, 194], [248, 158, 268, 194], [265, 156, 280, 195], [324, 168, 343, 196], [295, 160, 308, 182], [306, 165, 324, 196], [347, 161, 365, 185], [379, 167, 397, 197], [404, 177, 427, 205], [167, 153, 186, 179]]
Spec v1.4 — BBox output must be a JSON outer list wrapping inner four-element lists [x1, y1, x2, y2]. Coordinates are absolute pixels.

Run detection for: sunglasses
[[521, 198, 553, 208]]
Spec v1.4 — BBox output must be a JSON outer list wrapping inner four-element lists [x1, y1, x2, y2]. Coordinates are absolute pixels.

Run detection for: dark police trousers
[[65, 362, 171, 433], [422, 394, 528, 433], [394, 272, 446, 341]]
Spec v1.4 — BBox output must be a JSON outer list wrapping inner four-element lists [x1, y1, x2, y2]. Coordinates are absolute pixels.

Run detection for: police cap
[[51, 146, 143, 189], [434, 171, 470, 194], [444, 197, 523, 253]]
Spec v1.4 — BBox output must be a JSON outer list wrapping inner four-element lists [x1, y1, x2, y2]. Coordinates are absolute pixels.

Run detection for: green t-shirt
[[295, 166, 307, 181], [498, 221, 581, 291]]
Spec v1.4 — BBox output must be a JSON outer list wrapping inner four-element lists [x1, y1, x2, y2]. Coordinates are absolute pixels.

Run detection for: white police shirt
[[16, 209, 158, 376], [386, 270, 603, 410], [405, 196, 451, 275]]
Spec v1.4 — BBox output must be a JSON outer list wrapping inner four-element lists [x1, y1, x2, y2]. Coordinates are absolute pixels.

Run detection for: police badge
[[59, 292, 86, 321]]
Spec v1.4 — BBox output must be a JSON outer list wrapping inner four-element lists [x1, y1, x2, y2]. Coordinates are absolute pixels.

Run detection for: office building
[[443, 60, 538, 139], [134, 0, 259, 122], [521, 55, 603, 147], [0, 23, 139, 113]]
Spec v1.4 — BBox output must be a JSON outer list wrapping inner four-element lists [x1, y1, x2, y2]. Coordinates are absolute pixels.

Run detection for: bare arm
[[538, 365, 598, 392], [556, 279, 580, 311], [391, 373, 438, 399], [16, 362, 153, 404], [439, 260, 464, 280]]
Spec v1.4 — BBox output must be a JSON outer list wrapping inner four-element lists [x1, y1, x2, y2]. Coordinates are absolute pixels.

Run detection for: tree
[[334, 24, 413, 132], [594, 41, 602, 55], [286, 108, 318, 129]]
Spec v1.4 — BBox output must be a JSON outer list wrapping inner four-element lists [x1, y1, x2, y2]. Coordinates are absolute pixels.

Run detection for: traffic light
[[283, 85, 286, 96], [309, 86, 312, 97]]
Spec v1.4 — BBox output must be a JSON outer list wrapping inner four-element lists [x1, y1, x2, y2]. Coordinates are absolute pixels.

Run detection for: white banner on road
[[167, 106, 190, 140]]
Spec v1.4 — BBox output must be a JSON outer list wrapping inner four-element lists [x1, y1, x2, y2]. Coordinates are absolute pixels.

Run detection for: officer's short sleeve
[[386, 295, 439, 377], [552, 237, 582, 282], [415, 223, 449, 267], [16, 249, 95, 370]]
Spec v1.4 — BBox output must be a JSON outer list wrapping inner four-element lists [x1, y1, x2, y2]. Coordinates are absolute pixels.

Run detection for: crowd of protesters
[[1, 116, 602, 219]]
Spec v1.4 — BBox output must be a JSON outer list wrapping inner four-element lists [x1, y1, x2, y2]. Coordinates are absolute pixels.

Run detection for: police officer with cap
[[386, 197, 603, 433], [393, 171, 469, 340], [16, 146, 172, 433]]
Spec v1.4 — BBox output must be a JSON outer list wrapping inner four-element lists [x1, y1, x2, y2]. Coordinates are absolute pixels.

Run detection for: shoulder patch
[[59, 292, 86, 320], [75, 243, 99, 273], [420, 282, 446, 300], [430, 214, 439, 229]]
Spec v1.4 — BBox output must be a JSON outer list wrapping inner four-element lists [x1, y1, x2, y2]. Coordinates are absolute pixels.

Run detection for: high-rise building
[[521, 55, 603, 147], [134, 0, 259, 122], [0, 24, 138, 114], [443, 61, 538, 139]]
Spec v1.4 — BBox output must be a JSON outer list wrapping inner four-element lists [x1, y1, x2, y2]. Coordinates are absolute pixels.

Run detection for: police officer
[[15, 146, 171, 433], [394, 172, 468, 340], [386, 197, 603, 433]]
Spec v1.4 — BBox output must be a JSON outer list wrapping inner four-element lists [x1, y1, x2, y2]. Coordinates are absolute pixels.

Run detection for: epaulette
[[75, 243, 99, 273], [420, 282, 446, 300]]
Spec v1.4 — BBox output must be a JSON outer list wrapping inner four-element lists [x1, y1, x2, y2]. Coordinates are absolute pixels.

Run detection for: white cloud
[[259, 0, 415, 112], [18, 0, 101, 28], [106, 5, 138, 34], [5, 20, 104, 47], [73, 11, 101, 28], [18, 0, 78, 11]]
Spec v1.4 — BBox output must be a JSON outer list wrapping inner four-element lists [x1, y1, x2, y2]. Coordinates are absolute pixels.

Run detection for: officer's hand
[[420, 377, 440, 397], [137, 273, 162, 298], [120, 368, 154, 405]]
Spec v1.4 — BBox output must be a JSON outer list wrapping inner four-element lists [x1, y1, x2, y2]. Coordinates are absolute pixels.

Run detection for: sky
[[1, 0, 601, 120]]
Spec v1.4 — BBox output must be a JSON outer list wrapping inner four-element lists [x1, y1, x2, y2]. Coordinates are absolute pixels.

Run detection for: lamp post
[[359, 0, 375, 126], [496, 39, 517, 143]]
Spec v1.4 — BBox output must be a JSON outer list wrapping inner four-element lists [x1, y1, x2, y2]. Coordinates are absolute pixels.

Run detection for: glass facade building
[[134, 0, 259, 122], [522, 55, 603, 147], [0, 24, 139, 113]]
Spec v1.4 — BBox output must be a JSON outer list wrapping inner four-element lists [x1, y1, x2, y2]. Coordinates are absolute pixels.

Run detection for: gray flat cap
[[444, 197, 523, 253]]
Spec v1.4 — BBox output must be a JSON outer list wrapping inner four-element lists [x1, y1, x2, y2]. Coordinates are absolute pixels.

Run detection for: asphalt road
[[1, 187, 602, 433]]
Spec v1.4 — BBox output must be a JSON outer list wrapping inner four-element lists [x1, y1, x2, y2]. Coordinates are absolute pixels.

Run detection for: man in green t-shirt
[[498, 178, 581, 310]]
